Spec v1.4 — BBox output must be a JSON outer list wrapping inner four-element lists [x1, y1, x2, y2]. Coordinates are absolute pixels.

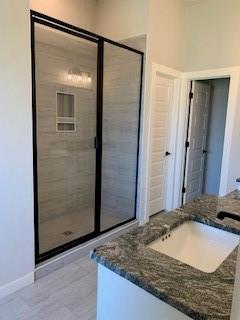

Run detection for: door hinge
[[182, 186, 186, 193], [185, 141, 190, 148], [189, 92, 194, 99]]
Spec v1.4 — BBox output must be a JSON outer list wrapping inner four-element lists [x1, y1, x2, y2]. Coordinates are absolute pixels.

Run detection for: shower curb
[[35, 220, 138, 279]]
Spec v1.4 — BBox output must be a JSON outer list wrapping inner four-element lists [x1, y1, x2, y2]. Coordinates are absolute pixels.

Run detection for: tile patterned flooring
[[0, 256, 97, 320]]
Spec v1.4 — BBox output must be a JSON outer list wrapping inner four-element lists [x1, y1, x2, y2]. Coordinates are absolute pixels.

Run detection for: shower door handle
[[94, 137, 101, 149], [94, 137, 98, 149]]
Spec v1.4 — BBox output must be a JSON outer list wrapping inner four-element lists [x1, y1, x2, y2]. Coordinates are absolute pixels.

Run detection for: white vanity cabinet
[[96, 264, 191, 320]]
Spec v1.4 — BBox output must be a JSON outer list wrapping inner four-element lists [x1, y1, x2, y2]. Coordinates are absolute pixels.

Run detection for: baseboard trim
[[0, 272, 34, 299], [139, 218, 149, 226]]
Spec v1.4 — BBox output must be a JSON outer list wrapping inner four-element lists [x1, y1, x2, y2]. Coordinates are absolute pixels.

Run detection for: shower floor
[[39, 208, 130, 254]]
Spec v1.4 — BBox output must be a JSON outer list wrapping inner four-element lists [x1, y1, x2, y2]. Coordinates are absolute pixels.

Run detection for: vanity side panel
[[97, 264, 191, 320]]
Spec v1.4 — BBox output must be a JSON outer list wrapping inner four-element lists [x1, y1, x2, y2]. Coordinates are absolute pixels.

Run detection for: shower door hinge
[[189, 91, 194, 99]]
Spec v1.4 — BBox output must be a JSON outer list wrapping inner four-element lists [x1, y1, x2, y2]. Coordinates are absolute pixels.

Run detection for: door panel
[[149, 75, 174, 215], [184, 81, 211, 203], [100, 42, 142, 231], [34, 23, 98, 254]]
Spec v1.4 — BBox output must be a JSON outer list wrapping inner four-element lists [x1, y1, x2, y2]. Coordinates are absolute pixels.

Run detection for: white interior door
[[149, 73, 174, 215], [184, 81, 211, 203]]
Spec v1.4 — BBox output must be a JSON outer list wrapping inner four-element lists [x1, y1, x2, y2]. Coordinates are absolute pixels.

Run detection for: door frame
[[145, 64, 182, 219], [176, 67, 240, 206], [30, 11, 144, 263]]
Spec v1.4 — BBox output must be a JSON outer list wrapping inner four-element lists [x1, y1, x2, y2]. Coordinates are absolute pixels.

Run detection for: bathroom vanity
[[91, 193, 240, 320]]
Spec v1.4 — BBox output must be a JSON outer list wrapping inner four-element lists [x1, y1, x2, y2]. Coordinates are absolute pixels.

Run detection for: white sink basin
[[148, 221, 239, 273]]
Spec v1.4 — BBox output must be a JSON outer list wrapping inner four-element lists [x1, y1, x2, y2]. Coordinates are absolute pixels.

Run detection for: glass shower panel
[[34, 23, 98, 254], [101, 43, 142, 231]]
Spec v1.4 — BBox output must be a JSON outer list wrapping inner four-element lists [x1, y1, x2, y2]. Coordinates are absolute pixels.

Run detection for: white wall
[[148, 0, 185, 70], [182, 0, 240, 197], [203, 78, 229, 195], [30, 0, 148, 40], [0, 0, 34, 297], [30, 0, 97, 32], [227, 72, 240, 192], [95, 0, 148, 41], [184, 0, 240, 71], [139, 0, 185, 223]]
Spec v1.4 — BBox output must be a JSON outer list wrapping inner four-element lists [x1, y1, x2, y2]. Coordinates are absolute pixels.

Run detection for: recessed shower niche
[[56, 92, 75, 132], [31, 11, 143, 262]]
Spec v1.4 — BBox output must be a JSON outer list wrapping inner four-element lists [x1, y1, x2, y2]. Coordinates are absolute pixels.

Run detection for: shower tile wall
[[122, 35, 146, 218], [101, 36, 146, 230], [121, 35, 147, 53], [35, 34, 97, 253]]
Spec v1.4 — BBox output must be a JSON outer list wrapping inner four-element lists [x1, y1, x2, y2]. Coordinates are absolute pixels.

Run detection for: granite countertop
[[91, 193, 240, 320]]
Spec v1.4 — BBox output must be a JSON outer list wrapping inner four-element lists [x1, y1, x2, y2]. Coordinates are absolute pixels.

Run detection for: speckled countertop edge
[[91, 193, 240, 320]]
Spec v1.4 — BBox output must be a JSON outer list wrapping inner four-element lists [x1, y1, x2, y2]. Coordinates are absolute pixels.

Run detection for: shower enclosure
[[31, 11, 143, 263]]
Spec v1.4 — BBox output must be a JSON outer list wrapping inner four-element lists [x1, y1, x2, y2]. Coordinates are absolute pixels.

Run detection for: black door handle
[[165, 151, 171, 156], [203, 149, 208, 154]]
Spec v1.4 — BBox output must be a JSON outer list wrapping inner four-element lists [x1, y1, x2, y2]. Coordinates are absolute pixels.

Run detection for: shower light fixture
[[67, 69, 91, 84], [87, 73, 92, 83]]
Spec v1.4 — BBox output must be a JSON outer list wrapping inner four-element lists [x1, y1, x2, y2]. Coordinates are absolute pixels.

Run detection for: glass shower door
[[100, 42, 142, 231], [34, 22, 98, 256], [32, 11, 144, 262]]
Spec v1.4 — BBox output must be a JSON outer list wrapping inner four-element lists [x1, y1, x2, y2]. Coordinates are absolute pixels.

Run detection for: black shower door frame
[[31, 10, 144, 263]]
